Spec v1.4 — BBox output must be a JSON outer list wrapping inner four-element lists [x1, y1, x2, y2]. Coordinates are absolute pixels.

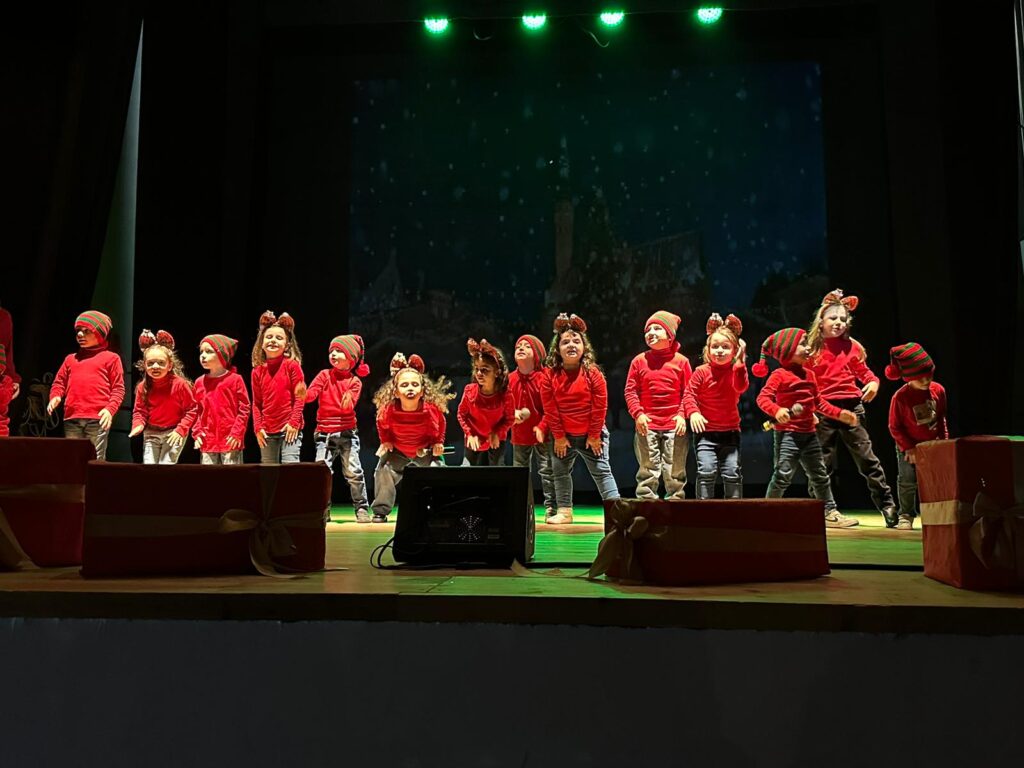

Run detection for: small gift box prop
[[82, 463, 330, 577], [0, 437, 94, 569], [917, 436, 1024, 590], [590, 499, 830, 586]]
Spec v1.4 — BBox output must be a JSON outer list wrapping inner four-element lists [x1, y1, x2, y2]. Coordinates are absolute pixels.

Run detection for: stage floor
[[2, 506, 1023, 635]]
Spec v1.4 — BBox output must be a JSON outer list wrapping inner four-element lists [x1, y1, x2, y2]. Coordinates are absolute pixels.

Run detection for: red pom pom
[[356, 362, 370, 377], [752, 361, 769, 378], [885, 364, 901, 381]]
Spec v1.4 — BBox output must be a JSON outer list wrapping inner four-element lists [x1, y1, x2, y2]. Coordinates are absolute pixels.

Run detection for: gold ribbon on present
[[967, 492, 1024, 581], [85, 468, 325, 578], [0, 483, 86, 570]]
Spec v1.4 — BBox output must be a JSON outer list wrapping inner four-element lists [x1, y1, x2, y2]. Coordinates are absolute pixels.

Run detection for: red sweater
[[457, 383, 514, 442], [507, 368, 548, 445], [377, 400, 447, 459], [306, 368, 362, 433], [807, 337, 878, 402], [193, 369, 251, 452], [888, 381, 948, 452], [131, 375, 197, 436], [0, 374, 11, 436], [683, 362, 749, 432], [541, 365, 608, 440], [251, 356, 305, 434], [756, 364, 843, 433], [0, 308, 18, 384], [624, 346, 692, 431], [50, 347, 126, 420]]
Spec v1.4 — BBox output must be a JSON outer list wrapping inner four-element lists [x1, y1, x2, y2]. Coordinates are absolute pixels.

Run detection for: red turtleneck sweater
[[457, 383, 514, 442], [0, 373, 12, 436], [0, 308, 18, 384], [756, 364, 843, 434], [888, 381, 948, 451], [50, 345, 126, 420], [683, 361, 749, 432], [624, 345, 692, 432], [377, 400, 447, 459], [306, 368, 362, 433], [131, 375, 197, 436], [807, 337, 878, 402], [541, 365, 608, 440], [193, 369, 250, 452], [507, 368, 548, 445], [251, 356, 305, 434]]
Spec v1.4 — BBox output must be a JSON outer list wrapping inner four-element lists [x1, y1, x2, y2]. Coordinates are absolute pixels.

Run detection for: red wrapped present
[[82, 463, 330, 577], [590, 498, 830, 586], [917, 436, 1024, 590], [0, 437, 94, 568]]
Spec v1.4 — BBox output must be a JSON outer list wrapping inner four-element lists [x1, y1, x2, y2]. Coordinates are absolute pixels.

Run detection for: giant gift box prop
[[590, 498, 830, 586], [82, 462, 329, 577], [917, 436, 1024, 590], [0, 437, 94, 568]]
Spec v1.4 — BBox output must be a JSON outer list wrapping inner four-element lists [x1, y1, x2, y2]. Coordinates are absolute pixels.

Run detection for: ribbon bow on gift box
[[968, 492, 1024, 580], [0, 483, 85, 570], [589, 500, 651, 582]]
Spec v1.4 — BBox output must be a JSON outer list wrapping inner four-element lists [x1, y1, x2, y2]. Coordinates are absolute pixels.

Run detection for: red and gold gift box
[[590, 499, 830, 586], [0, 437, 94, 568], [82, 463, 330, 577], [917, 436, 1024, 590]]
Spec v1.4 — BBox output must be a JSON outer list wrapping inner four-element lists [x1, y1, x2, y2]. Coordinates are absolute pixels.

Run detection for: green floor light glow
[[696, 7, 724, 25], [423, 17, 450, 35], [522, 13, 548, 31], [599, 11, 625, 27]]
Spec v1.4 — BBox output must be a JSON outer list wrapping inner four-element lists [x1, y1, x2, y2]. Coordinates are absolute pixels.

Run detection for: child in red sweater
[[886, 342, 948, 530], [0, 343, 12, 437], [684, 313, 748, 499], [307, 334, 371, 522], [458, 338, 514, 466], [128, 330, 197, 464], [753, 327, 860, 528], [251, 311, 306, 464], [806, 289, 897, 526], [509, 334, 555, 519], [625, 311, 692, 500], [47, 310, 126, 460], [193, 334, 250, 465], [541, 313, 620, 525], [370, 353, 453, 523]]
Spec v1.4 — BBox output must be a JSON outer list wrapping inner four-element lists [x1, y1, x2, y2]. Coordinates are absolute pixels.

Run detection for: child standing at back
[[306, 334, 372, 522], [508, 334, 555, 520], [193, 334, 250, 465], [251, 311, 306, 464], [458, 338, 514, 465], [47, 310, 126, 460], [128, 330, 197, 464], [624, 311, 692, 500]]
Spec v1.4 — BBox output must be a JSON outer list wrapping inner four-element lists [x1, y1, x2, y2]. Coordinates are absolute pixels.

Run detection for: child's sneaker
[[824, 510, 859, 528], [371, 513, 389, 523], [881, 505, 899, 528], [896, 514, 914, 530], [355, 508, 372, 523], [546, 507, 574, 525]]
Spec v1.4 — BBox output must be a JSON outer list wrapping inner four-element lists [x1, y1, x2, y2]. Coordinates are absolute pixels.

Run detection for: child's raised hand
[[256, 429, 269, 449], [585, 435, 603, 456], [98, 408, 113, 430], [673, 414, 687, 436], [861, 380, 879, 403], [431, 443, 445, 457], [839, 409, 858, 427], [635, 413, 650, 436], [488, 433, 501, 450], [736, 338, 747, 365], [533, 426, 545, 444], [167, 431, 185, 449], [690, 413, 708, 434], [466, 434, 482, 452], [775, 407, 791, 424], [226, 435, 241, 450], [128, 424, 144, 438], [47, 396, 61, 415], [376, 442, 393, 457]]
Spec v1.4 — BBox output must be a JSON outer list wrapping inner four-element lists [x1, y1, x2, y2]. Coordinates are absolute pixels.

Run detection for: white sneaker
[[896, 514, 914, 530], [546, 508, 574, 525], [824, 510, 859, 528]]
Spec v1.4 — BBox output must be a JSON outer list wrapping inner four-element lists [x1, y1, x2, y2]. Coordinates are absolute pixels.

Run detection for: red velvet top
[[756, 364, 843, 434]]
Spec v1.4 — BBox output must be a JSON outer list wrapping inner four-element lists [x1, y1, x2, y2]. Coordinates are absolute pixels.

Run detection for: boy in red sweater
[[0, 343, 12, 437], [129, 330, 197, 464], [753, 327, 860, 528], [509, 334, 555, 519], [47, 310, 126, 460], [307, 334, 371, 522], [193, 334, 250, 465], [251, 311, 306, 464], [886, 342, 948, 530], [625, 311, 692, 500], [457, 338, 514, 466]]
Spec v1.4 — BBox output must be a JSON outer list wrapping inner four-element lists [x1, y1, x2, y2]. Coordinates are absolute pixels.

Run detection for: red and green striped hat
[[0, 342, 6, 375], [516, 334, 547, 367], [330, 334, 370, 377], [75, 310, 113, 339], [885, 342, 934, 381], [752, 327, 807, 377], [645, 310, 681, 341], [200, 334, 238, 368]]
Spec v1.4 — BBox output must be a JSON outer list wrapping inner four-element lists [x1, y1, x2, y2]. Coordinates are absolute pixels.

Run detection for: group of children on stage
[[2, 288, 948, 530]]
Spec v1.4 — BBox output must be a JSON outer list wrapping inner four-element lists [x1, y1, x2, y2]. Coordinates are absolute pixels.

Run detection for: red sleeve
[[251, 368, 264, 433], [377, 404, 394, 445], [105, 354, 126, 413], [756, 371, 782, 418], [49, 356, 71, 400], [174, 378, 198, 437], [934, 383, 949, 440], [0, 310, 18, 384], [811, 373, 843, 421], [587, 367, 608, 439], [540, 370, 566, 439], [850, 341, 879, 386], [623, 356, 643, 419], [230, 376, 251, 442], [305, 370, 327, 403], [131, 380, 148, 429], [677, 356, 693, 417], [733, 364, 749, 395], [191, 385, 206, 441], [457, 384, 474, 437], [682, 367, 704, 417], [349, 376, 363, 406], [287, 360, 305, 429], [494, 389, 515, 437], [432, 405, 447, 445], [888, 390, 914, 452]]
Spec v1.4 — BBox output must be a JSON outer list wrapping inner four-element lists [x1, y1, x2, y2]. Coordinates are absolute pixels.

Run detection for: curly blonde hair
[[546, 329, 599, 371], [252, 323, 303, 367], [373, 368, 455, 416], [135, 344, 191, 403]]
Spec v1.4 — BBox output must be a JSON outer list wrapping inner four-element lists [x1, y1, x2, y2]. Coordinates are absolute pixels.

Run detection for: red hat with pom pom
[[752, 327, 806, 377], [885, 342, 934, 382], [331, 334, 370, 377]]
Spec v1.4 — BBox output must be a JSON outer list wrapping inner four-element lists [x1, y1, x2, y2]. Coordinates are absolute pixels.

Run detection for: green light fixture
[[599, 11, 626, 27], [696, 7, 724, 25], [522, 13, 548, 31], [424, 17, 450, 35]]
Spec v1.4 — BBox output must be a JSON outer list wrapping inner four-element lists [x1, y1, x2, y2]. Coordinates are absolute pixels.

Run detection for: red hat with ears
[[818, 288, 859, 317], [752, 327, 806, 377], [706, 313, 743, 337], [258, 310, 295, 331], [139, 329, 176, 351], [331, 334, 370, 377], [390, 352, 425, 379], [553, 312, 588, 334]]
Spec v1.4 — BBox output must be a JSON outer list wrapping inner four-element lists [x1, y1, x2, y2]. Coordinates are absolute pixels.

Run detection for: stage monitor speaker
[[393, 465, 535, 566]]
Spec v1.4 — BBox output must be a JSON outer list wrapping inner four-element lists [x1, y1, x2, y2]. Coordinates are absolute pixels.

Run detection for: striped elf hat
[[330, 334, 369, 377], [885, 342, 934, 381], [201, 334, 239, 368], [0, 342, 6, 375], [752, 327, 807, 377], [75, 310, 113, 339], [645, 310, 681, 341], [516, 334, 547, 367]]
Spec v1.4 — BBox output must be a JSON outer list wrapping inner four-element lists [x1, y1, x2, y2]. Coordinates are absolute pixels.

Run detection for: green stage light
[[522, 13, 548, 31], [696, 7, 724, 25], [599, 11, 625, 27], [424, 17, 450, 34]]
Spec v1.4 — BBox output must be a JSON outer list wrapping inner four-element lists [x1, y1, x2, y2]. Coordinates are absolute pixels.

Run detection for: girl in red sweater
[[754, 327, 860, 528], [251, 311, 306, 464], [193, 334, 250, 465], [806, 289, 897, 526], [370, 353, 453, 522], [307, 334, 371, 522], [0, 343, 12, 437], [129, 330, 197, 464], [684, 313, 749, 499], [458, 338, 514, 466], [540, 313, 619, 525], [509, 334, 555, 519]]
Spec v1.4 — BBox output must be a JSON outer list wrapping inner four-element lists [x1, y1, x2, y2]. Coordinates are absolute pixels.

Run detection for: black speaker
[[393, 465, 535, 566]]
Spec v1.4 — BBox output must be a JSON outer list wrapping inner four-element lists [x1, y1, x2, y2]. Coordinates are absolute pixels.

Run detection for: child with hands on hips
[[193, 334, 250, 464], [458, 338, 514, 465], [683, 313, 749, 499], [47, 310, 126, 460], [250, 311, 306, 464], [509, 334, 556, 519], [128, 330, 197, 464]]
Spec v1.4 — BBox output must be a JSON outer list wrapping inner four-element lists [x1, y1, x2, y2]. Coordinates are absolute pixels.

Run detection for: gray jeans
[[370, 451, 440, 518], [314, 430, 368, 511], [766, 431, 837, 511], [64, 418, 109, 461], [549, 428, 620, 509], [142, 428, 185, 465], [817, 401, 894, 511], [259, 431, 302, 464], [512, 442, 556, 514], [694, 431, 742, 499], [896, 448, 918, 519], [634, 429, 689, 500], [200, 451, 243, 465]]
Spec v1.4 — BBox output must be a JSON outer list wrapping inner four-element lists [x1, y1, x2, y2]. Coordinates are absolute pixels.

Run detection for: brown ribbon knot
[[968, 492, 1024, 580], [588, 501, 650, 581]]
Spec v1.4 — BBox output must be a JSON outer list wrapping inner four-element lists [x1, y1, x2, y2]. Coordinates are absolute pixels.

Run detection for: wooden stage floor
[[2, 507, 1023, 635]]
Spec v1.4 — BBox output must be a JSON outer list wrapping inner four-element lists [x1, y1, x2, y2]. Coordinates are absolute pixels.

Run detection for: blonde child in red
[[886, 342, 948, 530], [128, 330, 197, 464], [370, 353, 453, 523], [251, 311, 305, 464], [306, 334, 371, 522], [509, 334, 555, 519], [683, 313, 748, 499], [458, 338, 514, 466], [805, 289, 897, 526], [0, 343, 12, 437], [47, 310, 126, 460], [193, 334, 250, 465]]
